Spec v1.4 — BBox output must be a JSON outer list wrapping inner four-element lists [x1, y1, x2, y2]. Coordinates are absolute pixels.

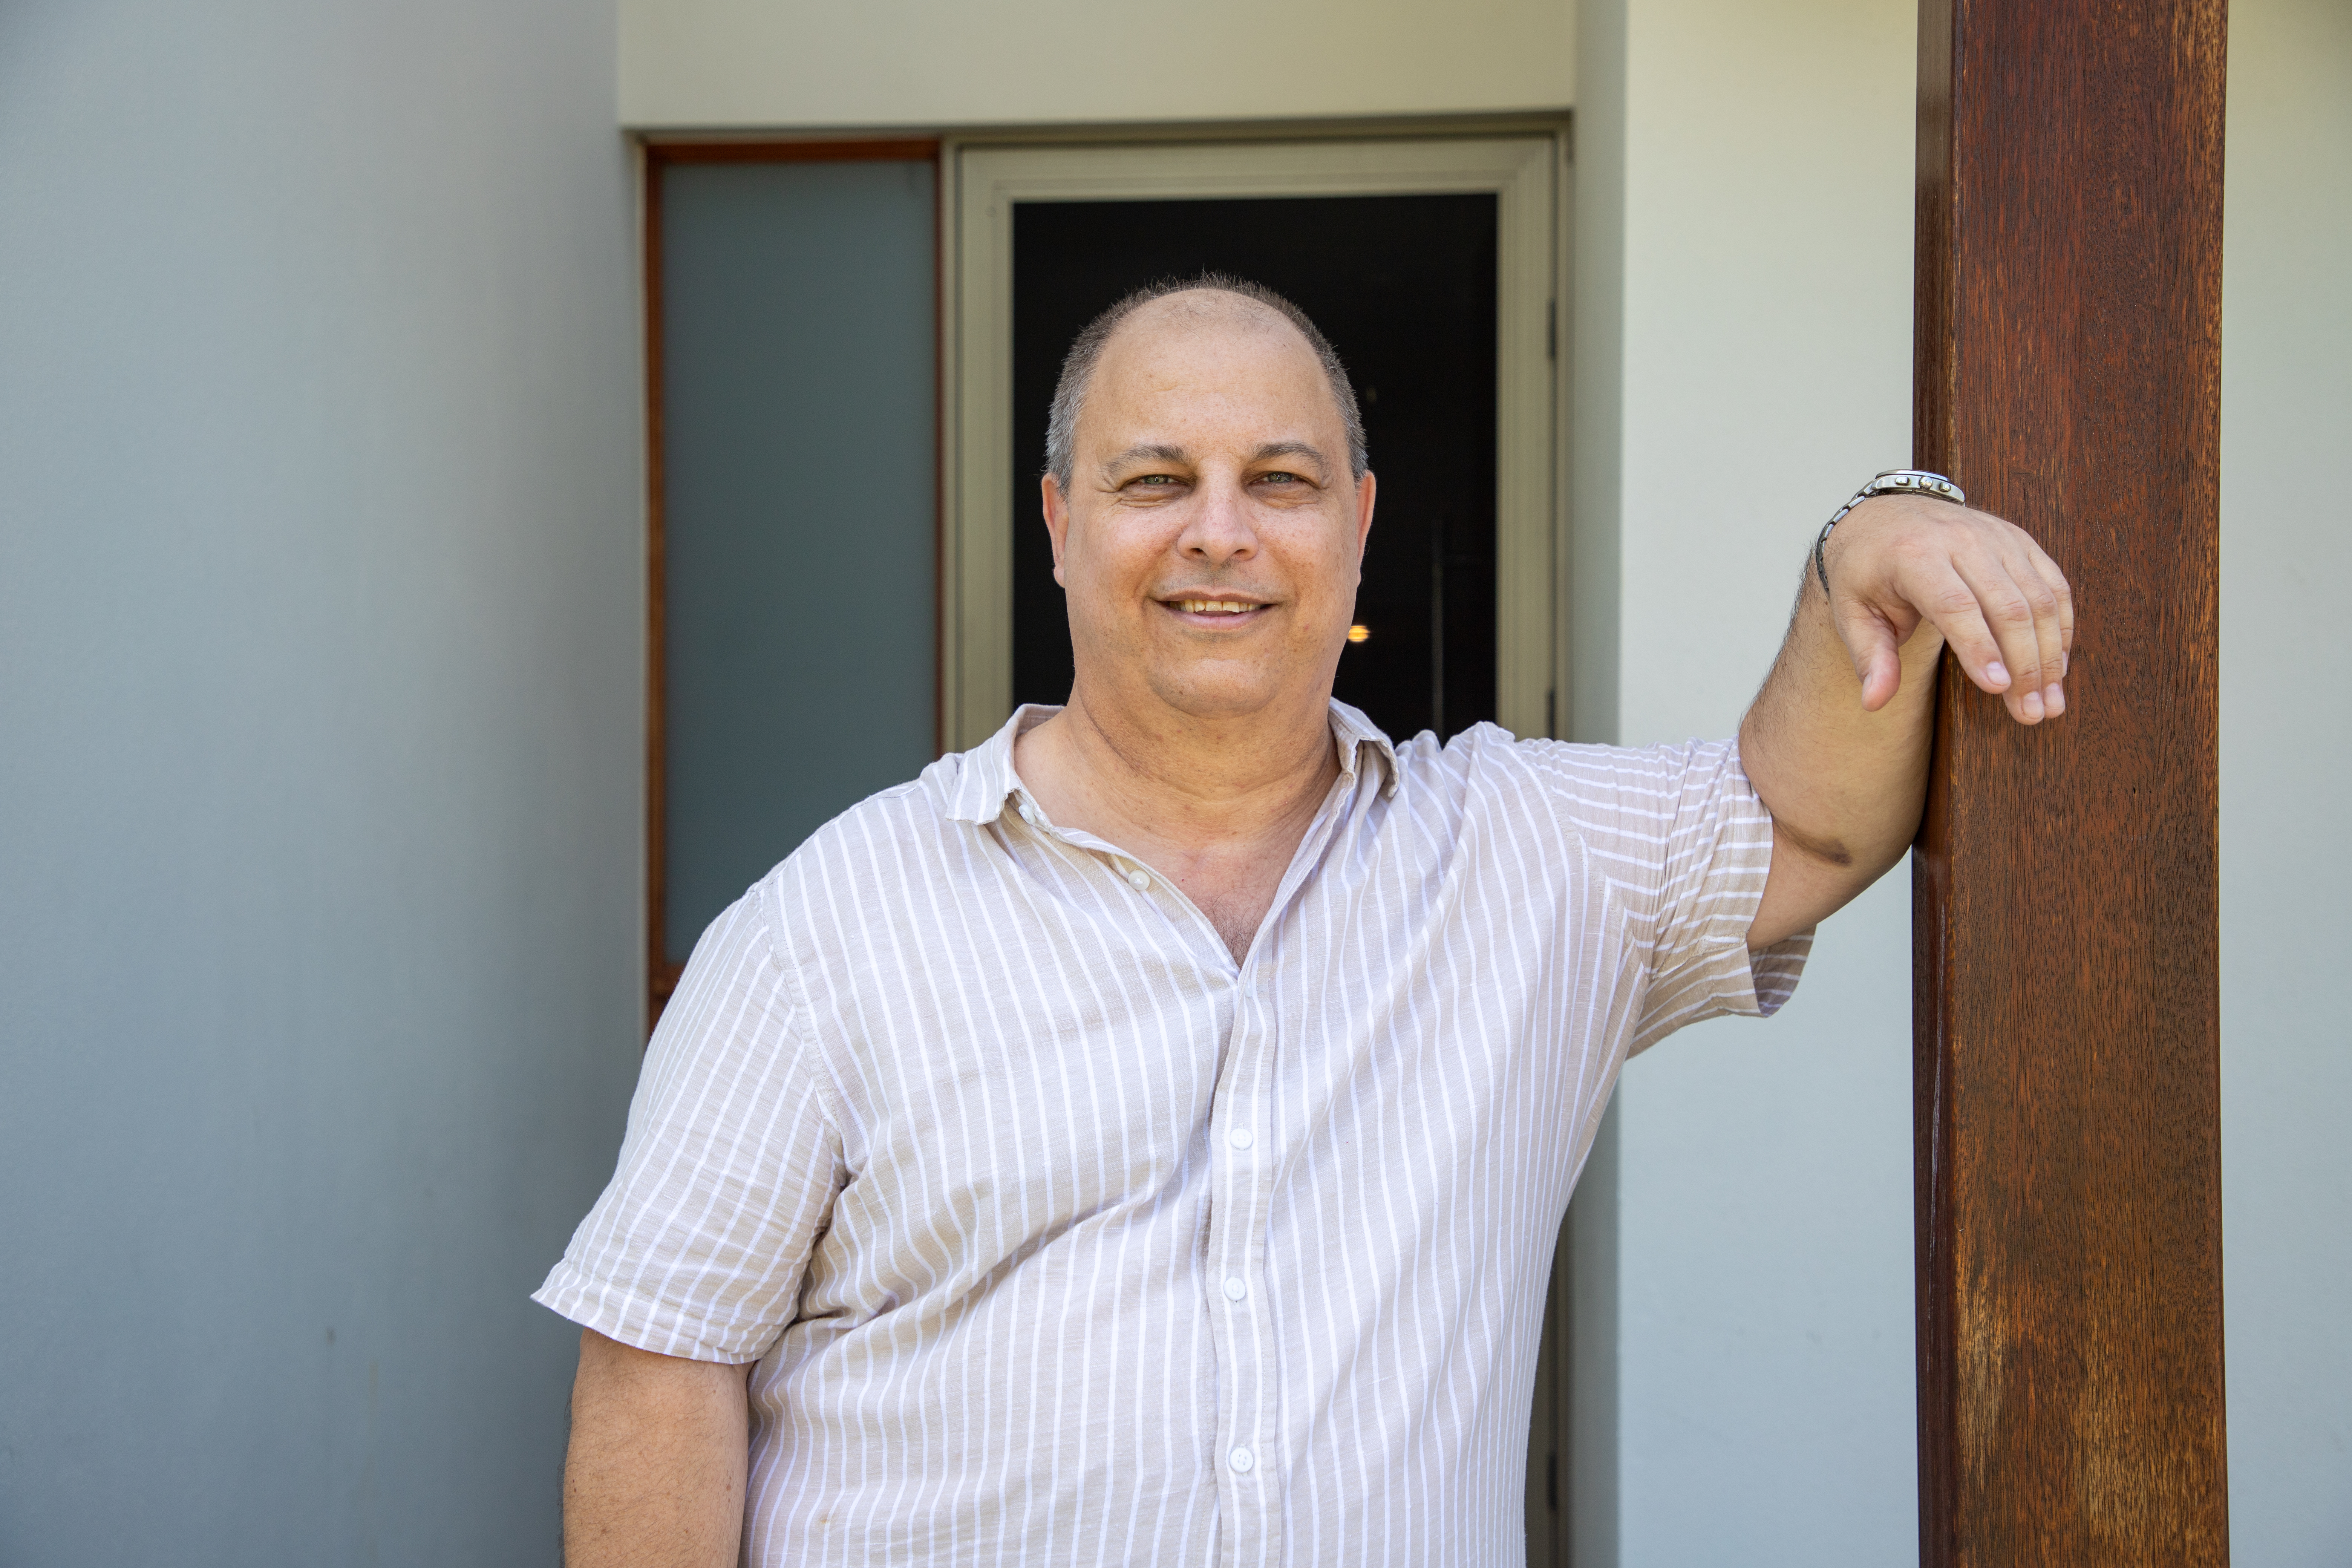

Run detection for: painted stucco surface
[[620, 0, 1576, 129], [2215, 1, 2352, 1559], [0, 2, 643, 1560]]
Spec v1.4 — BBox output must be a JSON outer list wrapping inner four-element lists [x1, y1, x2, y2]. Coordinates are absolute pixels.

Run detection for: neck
[[1016, 676, 1339, 867]]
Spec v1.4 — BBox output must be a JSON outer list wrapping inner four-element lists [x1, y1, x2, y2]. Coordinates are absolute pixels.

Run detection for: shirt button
[[1125, 868, 1151, 891], [1229, 1446, 1255, 1474], [1228, 1127, 1253, 1150], [1223, 1276, 1248, 1302]]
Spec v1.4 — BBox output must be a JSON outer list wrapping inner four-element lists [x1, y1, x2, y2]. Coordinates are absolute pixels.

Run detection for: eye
[[1126, 473, 1185, 488], [1254, 470, 1307, 486]]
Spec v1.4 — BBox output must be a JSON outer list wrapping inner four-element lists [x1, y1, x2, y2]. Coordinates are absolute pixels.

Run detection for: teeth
[[1179, 600, 1254, 614]]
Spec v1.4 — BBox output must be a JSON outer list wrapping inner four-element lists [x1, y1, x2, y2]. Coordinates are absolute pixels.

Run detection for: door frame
[[940, 133, 1568, 751]]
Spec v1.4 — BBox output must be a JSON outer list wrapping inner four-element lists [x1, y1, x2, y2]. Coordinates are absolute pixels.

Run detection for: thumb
[[1839, 604, 1905, 712]]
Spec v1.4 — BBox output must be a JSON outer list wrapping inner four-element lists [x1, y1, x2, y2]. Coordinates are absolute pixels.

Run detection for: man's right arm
[[563, 1328, 751, 1568]]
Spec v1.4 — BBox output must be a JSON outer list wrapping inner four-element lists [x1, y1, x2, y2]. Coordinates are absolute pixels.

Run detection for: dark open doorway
[[1009, 194, 1499, 745], [1004, 188, 1566, 1564]]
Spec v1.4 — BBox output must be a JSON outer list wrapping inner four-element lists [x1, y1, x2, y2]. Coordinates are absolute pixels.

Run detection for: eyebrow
[[1098, 441, 1330, 477], [1251, 441, 1329, 472], [1101, 443, 1190, 475]]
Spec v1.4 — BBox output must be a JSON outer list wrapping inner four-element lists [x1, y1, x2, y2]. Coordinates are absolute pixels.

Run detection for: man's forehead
[[1124, 286, 1291, 335], [1084, 294, 1336, 433]]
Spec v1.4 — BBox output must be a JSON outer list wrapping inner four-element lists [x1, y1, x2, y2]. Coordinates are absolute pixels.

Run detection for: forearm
[[1739, 565, 1940, 947], [1734, 487, 2070, 948], [563, 1328, 751, 1568]]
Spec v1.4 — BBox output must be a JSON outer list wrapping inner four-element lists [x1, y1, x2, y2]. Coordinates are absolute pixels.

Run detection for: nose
[[1174, 476, 1259, 570]]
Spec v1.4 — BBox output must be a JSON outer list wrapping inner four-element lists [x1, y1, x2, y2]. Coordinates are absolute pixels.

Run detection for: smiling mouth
[[1166, 598, 1266, 616]]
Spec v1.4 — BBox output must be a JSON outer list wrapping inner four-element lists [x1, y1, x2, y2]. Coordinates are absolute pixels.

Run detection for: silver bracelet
[[1813, 469, 1966, 597]]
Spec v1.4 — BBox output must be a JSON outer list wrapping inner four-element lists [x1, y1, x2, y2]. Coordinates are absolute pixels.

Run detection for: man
[[539, 276, 2071, 1566]]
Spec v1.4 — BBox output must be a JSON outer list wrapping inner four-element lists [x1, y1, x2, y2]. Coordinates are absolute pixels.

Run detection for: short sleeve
[[1523, 735, 1813, 1054], [533, 890, 846, 1364]]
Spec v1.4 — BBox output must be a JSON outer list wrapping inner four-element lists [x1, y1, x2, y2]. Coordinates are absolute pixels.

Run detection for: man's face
[[1043, 294, 1376, 726]]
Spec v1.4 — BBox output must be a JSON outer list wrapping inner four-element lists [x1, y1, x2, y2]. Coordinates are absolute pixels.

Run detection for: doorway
[[1008, 193, 1498, 742], [643, 130, 1577, 1562], [947, 132, 1572, 1563], [945, 135, 1562, 752]]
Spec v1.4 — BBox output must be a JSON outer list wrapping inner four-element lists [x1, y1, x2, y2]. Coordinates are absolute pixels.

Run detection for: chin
[[1143, 667, 1290, 721]]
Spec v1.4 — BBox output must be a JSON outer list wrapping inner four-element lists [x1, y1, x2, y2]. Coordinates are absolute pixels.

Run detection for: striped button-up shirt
[[537, 703, 1808, 1567]]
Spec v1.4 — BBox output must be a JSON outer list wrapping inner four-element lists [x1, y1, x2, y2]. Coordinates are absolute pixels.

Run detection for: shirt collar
[[1326, 698, 1404, 799], [945, 699, 1401, 827], [943, 704, 1057, 826]]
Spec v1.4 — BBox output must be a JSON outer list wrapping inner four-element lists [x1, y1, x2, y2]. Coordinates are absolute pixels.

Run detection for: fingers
[[1948, 553, 2046, 721], [1914, 565, 2016, 710], [1948, 556, 2040, 720], [2025, 539, 2076, 674], [1828, 496, 2075, 727], [2015, 544, 2070, 718], [1929, 516, 2073, 724]]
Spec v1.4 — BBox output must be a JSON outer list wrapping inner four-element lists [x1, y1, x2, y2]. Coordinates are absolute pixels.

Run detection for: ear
[[1041, 473, 1072, 587], [1353, 469, 1377, 559]]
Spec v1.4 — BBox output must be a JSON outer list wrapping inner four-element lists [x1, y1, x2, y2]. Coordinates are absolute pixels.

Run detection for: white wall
[[1574, 0, 2352, 1563], [2218, 0, 2352, 1560], [620, 0, 1574, 129], [0, 2, 643, 1562], [1573, 1, 1923, 1561]]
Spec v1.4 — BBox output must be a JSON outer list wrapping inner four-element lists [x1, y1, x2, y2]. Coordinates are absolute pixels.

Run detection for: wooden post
[[1911, 2, 2230, 1563]]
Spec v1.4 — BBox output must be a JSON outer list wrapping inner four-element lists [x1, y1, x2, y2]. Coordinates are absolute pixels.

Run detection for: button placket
[[1206, 965, 1283, 1567]]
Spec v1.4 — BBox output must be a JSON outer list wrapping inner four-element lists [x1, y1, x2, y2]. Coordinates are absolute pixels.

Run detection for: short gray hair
[[1044, 273, 1368, 493]]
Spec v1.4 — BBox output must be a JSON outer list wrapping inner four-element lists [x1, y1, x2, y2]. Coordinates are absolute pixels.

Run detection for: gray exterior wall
[[0, 2, 642, 1562]]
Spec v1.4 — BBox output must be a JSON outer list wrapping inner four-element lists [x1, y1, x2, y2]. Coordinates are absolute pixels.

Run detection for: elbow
[[1775, 818, 1857, 871]]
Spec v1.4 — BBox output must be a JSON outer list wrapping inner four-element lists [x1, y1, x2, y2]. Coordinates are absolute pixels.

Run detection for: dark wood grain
[[1911, 2, 2229, 1562]]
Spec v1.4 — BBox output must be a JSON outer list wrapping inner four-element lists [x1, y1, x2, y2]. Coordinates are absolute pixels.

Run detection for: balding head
[[1033, 270, 1378, 732], [1045, 275, 1367, 494]]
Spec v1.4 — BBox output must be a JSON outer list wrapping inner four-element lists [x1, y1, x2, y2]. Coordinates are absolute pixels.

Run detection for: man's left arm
[[1740, 492, 2075, 950]]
